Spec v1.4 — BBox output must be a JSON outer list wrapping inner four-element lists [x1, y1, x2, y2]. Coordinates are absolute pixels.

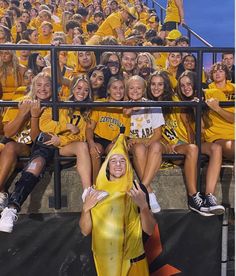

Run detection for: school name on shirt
[[99, 116, 123, 127], [130, 127, 153, 138]]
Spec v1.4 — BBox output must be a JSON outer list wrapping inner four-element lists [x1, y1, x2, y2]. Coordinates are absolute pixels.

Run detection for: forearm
[[30, 117, 41, 141], [4, 114, 28, 137], [79, 209, 93, 236], [86, 127, 95, 145], [140, 207, 156, 236], [215, 108, 234, 123]]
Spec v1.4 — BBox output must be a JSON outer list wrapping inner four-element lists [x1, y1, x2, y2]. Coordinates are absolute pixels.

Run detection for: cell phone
[[37, 132, 52, 143]]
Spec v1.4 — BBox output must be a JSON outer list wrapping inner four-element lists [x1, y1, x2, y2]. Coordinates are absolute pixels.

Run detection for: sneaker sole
[[0, 224, 13, 233], [189, 206, 214, 217], [200, 206, 225, 216], [151, 207, 161, 213]]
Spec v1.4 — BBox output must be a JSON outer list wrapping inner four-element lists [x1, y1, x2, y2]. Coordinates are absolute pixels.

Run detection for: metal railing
[[143, 0, 213, 47], [0, 44, 234, 209]]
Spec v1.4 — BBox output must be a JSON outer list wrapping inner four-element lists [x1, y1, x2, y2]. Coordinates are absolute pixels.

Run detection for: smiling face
[[108, 154, 127, 180], [168, 52, 182, 68], [35, 76, 52, 101], [108, 80, 125, 101], [107, 54, 120, 75], [78, 51, 93, 69], [121, 52, 137, 72], [73, 79, 90, 101], [150, 75, 165, 99], [36, 54, 46, 68], [127, 78, 145, 101], [183, 55, 196, 70], [90, 70, 104, 90], [212, 68, 226, 83], [179, 76, 194, 98]]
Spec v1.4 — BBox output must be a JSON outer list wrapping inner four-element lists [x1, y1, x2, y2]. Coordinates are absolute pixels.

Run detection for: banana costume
[[91, 134, 149, 276]]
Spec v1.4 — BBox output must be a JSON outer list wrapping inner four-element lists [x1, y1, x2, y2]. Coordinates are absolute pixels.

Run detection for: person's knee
[[25, 157, 45, 174], [77, 142, 90, 154], [132, 143, 146, 157], [186, 144, 198, 157], [2, 142, 18, 156], [149, 141, 162, 154], [210, 143, 222, 157]]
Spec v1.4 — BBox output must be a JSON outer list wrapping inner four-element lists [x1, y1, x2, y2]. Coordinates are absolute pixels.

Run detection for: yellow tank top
[[164, 0, 180, 23]]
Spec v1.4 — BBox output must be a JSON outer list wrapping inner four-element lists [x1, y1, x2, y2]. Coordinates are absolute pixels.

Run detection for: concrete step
[[8, 165, 234, 214]]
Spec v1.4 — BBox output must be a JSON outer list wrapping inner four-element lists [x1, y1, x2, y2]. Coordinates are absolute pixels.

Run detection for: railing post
[[54, 149, 62, 209], [187, 29, 191, 45], [51, 47, 59, 121], [196, 50, 203, 191], [51, 46, 61, 209]]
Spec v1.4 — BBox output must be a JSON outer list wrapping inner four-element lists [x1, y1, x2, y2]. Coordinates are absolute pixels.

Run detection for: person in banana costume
[[79, 132, 156, 276]]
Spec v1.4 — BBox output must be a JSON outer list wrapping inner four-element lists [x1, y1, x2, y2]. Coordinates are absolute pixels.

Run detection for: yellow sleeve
[[2, 107, 19, 124]]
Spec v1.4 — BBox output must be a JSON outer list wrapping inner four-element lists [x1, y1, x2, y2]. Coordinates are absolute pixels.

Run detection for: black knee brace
[[9, 171, 39, 211]]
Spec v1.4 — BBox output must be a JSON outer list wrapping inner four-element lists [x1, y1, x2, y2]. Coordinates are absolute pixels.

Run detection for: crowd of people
[[0, 0, 234, 242]]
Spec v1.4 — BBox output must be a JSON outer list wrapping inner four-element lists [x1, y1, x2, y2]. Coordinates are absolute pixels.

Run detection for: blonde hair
[[126, 75, 147, 98], [28, 72, 51, 100]]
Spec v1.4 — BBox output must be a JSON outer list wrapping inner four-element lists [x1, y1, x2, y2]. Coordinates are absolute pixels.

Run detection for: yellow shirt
[[90, 103, 130, 141], [162, 95, 188, 145], [2, 99, 32, 144], [95, 12, 123, 38], [203, 88, 234, 142], [164, 0, 181, 23], [39, 108, 86, 147]]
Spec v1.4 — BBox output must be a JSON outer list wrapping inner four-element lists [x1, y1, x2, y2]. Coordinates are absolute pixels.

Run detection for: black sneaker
[[188, 192, 214, 217], [200, 193, 225, 215]]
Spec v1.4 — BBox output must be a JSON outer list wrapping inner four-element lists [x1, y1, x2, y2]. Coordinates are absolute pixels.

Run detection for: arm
[[127, 181, 156, 236], [4, 100, 31, 137], [175, 0, 185, 24], [30, 100, 46, 141], [85, 119, 101, 156], [79, 190, 104, 236], [115, 27, 126, 44], [206, 98, 234, 123]]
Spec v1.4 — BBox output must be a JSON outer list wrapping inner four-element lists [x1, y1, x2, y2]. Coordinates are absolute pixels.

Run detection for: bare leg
[[142, 141, 162, 192], [215, 139, 234, 161], [89, 143, 104, 184], [174, 144, 198, 196], [0, 142, 30, 192], [201, 142, 222, 194], [130, 143, 148, 182], [60, 142, 92, 189]]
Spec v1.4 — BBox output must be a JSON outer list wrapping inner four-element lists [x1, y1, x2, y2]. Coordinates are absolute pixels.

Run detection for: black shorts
[[161, 21, 179, 32], [30, 143, 56, 164], [94, 135, 112, 150]]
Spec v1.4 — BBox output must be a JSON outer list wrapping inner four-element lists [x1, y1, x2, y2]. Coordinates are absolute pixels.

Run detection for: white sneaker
[[0, 207, 18, 233], [0, 192, 8, 211], [149, 193, 161, 213]]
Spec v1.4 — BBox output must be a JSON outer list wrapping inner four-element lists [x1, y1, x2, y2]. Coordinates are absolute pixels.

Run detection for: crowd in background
[[0, 0, 234, 233]]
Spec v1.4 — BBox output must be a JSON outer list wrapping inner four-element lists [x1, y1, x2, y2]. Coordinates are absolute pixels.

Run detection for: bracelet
[[31, 116, 39, 118]]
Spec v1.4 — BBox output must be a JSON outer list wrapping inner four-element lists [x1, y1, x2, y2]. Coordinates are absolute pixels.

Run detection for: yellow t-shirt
[[39, 108, 86, 147], [203, 88, 234, 142], [90, 103, 130, 141], [162, 95, 188, 145], [95, 12, 123, 38], [164, 0, 180, 23], [2, 100, 32, 144]]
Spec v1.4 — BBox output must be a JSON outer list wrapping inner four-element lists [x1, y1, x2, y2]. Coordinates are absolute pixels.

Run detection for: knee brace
[[9, 171, 39, 211]]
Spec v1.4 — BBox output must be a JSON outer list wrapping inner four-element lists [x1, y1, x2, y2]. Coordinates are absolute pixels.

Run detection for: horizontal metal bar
[[0, 44, 233, 53], [0, 101, 233, 108]]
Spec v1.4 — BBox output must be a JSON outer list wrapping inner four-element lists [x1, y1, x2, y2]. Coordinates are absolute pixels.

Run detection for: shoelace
[[193, 193, 203, 207], [2, 210, 18, 223], [207, 194, 217, 206]]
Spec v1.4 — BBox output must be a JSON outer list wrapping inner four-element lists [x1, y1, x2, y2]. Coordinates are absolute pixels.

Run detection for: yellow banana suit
[[91, 134, 149, 276]]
